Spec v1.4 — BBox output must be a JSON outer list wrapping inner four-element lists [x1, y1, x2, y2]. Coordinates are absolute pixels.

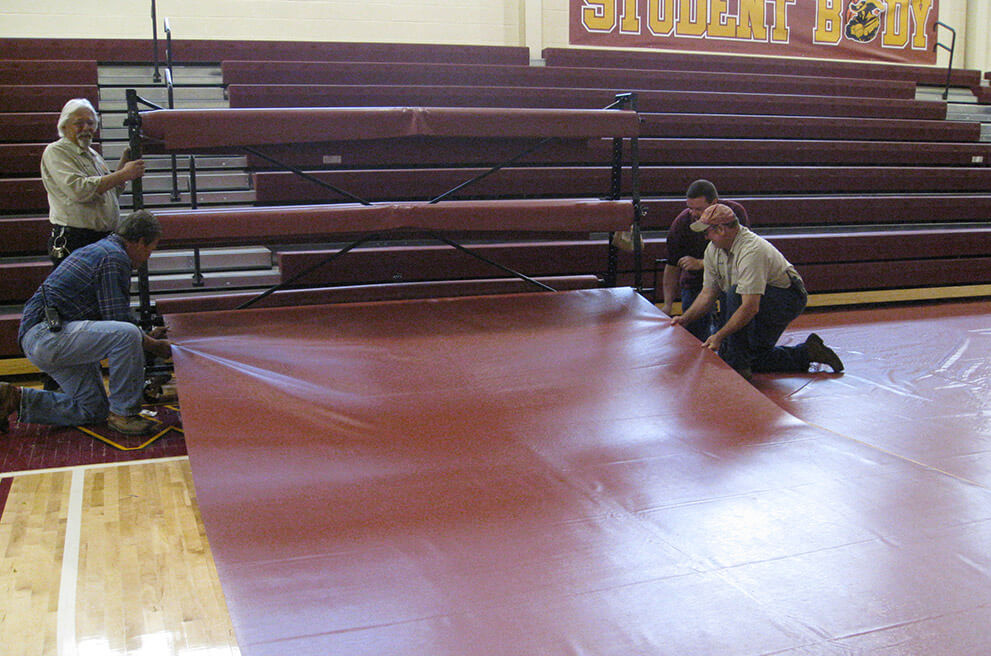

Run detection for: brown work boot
[[107, 412, 158, 436], [0, 382, 20, 433], [805, 333, 844, 372]]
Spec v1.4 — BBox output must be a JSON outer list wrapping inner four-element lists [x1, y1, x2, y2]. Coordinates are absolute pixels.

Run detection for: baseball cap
[[690, 203, 736, 232]]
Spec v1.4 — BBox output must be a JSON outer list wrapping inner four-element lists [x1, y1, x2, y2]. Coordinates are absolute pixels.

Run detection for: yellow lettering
[[620, 0, 641, 33], [883, 0, 909, 48], [909, 0, 933, 49], [768, 0, 795, 43], [707, 0, 738, 38], [737, 0, 767, 40], [648, 0, 676, 36], [581, 0, 616, 33], [813, 0, 842, 44], [676, 0, 706, 37]]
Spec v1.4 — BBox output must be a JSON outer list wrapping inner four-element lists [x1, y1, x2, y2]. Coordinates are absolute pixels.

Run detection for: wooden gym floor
[[0, 458, 240, 655]]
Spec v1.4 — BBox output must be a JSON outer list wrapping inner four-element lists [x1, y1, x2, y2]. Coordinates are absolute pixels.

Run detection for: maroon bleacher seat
[[226, 84, 947, 120], [542, 47, 983, 88], [220, 60, 917, 100], [0, 85, 99, 112], [0, 59, 98, 85]]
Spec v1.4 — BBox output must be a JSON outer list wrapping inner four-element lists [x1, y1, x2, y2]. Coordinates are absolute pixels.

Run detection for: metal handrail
[[150, 0, 160, 83], [163, 18, 181, 202], [934, 21, 956, 101]]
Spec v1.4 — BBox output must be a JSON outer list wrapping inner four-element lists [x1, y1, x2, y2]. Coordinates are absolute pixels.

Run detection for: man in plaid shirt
[[0, 210, 171, 436]]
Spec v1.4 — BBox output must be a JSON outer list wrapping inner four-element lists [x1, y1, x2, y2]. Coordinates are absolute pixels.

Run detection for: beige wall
[[0, 0, 986, 70]]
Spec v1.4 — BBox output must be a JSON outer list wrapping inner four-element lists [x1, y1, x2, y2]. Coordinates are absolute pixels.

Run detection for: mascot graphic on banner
[[845, 0, 886, 43]]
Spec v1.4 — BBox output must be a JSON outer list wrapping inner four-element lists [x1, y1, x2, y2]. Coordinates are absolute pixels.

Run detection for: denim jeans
[[679, 286, 713, 341], [718, 278, 810, 373], [19, 319, 145, 426]]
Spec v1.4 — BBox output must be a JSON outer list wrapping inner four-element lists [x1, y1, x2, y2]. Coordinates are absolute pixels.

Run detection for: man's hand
[[97, 159, 146, 194], [677, 256, 704, 272], [142, 332, 171, 359], [120, 159, 146, 181], [701, 333, 723, 352]]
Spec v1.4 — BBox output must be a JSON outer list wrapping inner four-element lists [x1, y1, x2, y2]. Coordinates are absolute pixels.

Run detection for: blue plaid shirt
[[19, 234, 135, 347]]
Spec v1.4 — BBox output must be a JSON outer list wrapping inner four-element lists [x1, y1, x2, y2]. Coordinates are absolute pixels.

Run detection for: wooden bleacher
[[226, 84, 947, 120], [0, 38, 989, 362], [219, 60, 919, 100], [0, 85, 100, 112], [541, 47, 984, 89], [217, 49, 989, 315]]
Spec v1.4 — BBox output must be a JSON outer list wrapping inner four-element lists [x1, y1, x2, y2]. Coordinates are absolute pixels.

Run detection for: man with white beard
[[41, 98, 146, 267]]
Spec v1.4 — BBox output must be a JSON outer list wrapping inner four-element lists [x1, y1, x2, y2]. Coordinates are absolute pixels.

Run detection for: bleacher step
[[142, 268, 280, 294], [120, 189, 257, 208], [149, 247, 273, 274], [99, 150, 248, 170], [99, 65, 224, 87], [127, 171, 251, 192]]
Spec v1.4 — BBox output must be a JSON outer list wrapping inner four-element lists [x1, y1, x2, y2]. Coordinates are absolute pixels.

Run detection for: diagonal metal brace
[[236, 232, 384, 310], [243, 146, 373, 206], [428, 136, 558, 204], [423, 230, 556, 292]]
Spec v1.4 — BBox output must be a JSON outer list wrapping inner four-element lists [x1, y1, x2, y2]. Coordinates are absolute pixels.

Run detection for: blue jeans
[[679, 286, 713, 341], [718, 279, 810, 373], [19, 320, 145, 425]]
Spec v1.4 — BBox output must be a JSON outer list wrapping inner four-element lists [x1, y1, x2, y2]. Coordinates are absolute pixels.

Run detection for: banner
[[570, 0, 938, 65]]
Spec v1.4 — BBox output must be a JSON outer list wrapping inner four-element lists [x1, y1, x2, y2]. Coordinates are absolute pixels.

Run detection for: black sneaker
[[805, 333, 844, 372]]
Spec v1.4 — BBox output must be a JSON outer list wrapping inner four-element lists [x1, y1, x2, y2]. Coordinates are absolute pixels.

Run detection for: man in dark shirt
[[661, 179, 749, 341], [0, 210, 170, 436]]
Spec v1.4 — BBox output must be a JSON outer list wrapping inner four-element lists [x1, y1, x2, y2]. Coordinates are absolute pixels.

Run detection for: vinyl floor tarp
[[167, 289, 991, 656]]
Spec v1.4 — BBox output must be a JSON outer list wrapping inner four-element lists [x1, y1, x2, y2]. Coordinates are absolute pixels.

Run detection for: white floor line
[[0, 455, 189, 480], [57, 468, 84, 656]]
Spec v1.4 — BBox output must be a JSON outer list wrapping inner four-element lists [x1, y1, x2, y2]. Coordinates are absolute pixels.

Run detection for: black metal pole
[[189, 156, 205, 287], [125, 89, 154, 329], [151, 0, 161, 83], [627, 93, 643, 292]]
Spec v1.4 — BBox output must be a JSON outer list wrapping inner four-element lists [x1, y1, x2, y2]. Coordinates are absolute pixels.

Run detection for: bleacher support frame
[[124, 90, 644, 320]]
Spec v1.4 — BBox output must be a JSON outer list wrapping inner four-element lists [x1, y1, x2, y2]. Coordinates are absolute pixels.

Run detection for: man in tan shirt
[[41, 98, 146, 266], [672, 203, 844, 379]]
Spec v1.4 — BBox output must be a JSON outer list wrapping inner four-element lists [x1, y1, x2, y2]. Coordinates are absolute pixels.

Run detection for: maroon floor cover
[[167, 289, 991, 655], [757, 300, 991, 487]]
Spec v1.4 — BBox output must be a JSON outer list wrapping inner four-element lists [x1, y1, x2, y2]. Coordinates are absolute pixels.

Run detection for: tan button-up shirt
[[40, 137, 121, 231], [702, 226, 801, 295]]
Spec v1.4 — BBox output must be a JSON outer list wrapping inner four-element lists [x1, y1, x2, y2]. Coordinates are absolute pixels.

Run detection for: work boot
[[805, 333, 844, 372], [0, 382, 20, 433], [107, 412, 158, 436]]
